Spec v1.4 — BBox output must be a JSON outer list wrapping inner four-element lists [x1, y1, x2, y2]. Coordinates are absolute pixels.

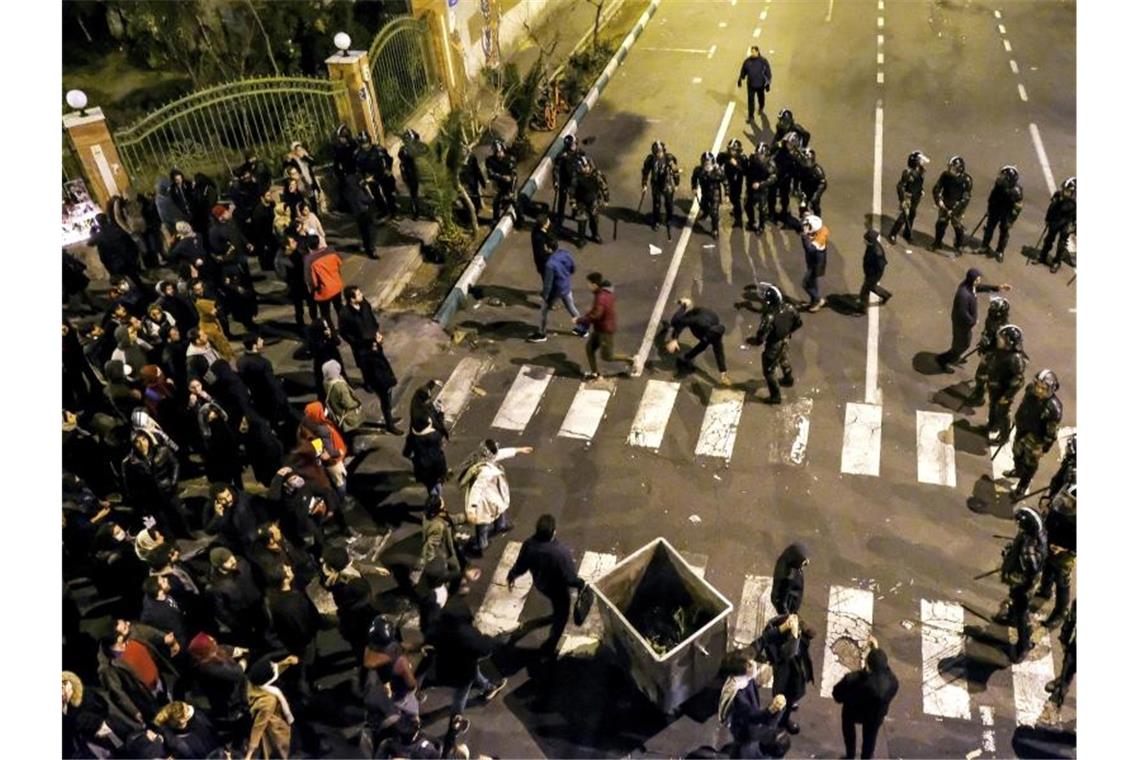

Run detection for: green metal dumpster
[[591, 537, 734, 714]]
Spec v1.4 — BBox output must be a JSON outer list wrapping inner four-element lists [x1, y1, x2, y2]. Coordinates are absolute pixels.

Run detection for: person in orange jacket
[[301, 234, 344, 327]]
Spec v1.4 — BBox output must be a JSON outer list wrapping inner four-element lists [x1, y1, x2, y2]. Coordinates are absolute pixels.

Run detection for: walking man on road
[[507, 514, 585, 658], [737, 46, 772, 123], [751, 284, 802, 405], [858, 230, 892, 313], [928, 155, 973, 254], [528, 246, 587, 343], [664, 298, 731, 385], [799, 214, 829, 312], [575, 272, 634, 381], [936, 268, 1011, 373], [980, 166, 1024, 262], [831, 637, 899, 759], [887, 150, 929, 245], [641, 141, 681, 232]]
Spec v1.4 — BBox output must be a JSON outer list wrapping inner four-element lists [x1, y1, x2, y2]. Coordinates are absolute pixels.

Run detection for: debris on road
[[688, 514, 702, 524]]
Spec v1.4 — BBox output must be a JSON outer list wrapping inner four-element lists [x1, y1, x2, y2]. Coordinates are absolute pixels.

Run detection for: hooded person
[[194, 297, 235, 362], [245, 655, 298, 759], [403, 411, 448, 498], [300, 400, 349, 497], [322, 359, 366, 433], [771, 543, 809, 615], [111, 325, 149, 378], [754, 613, 815, 735], [936, 267, 1011, 372], [832, 642, 899, 759]]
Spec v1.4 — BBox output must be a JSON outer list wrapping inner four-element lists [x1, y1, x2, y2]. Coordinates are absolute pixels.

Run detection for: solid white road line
[[825, 0, 832, 22], [820, 585, 875, 699], [558, 551, 618, 657], [865, 100, 885, 404], [491, 365, 554, 432], [916, 410, 957, 487], [841, 402, 882, 477], [920, 599, 972, 720], [474, 541, 534, 636], [1029, 123, 1058, 195], [694, 388, 746, 461], [990, 427, 1016, 481], [558, 381, 613, 441], [632, 101, 735, 376], [1011, 629, 1058, 726], [1056, 426, 1076, 462], [643, 46, 713, 54], [628, 379, 681, 449], [1018, 83, 1028, 101], [438, 356, 494, 428], [769, 397, 813, 466]]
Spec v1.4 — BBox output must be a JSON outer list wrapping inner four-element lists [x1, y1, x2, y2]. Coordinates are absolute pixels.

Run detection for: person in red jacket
[[574, 272, 633, 380], [301, 234, 344, 326]]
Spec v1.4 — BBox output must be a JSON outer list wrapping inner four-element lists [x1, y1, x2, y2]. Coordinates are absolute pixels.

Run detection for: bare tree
[[584, 0, 608, 50]]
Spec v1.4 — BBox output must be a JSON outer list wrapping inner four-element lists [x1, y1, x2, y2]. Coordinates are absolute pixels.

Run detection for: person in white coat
[[458, 439, 533, 557]]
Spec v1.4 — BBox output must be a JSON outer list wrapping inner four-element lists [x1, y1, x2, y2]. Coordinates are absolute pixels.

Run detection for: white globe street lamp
[[66, 89, 88, 115], [334, 32, 352, 57]]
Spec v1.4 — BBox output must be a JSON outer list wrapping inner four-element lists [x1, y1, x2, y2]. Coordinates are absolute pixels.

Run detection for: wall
[[446, 0, 562, 81]]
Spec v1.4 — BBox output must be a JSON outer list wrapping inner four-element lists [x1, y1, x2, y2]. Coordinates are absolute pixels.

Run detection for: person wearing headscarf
[[187, 632, 250, 733], [403, 410, 448, 498], [323, 359, 366, 434], [90, 211, 146, 292], [138, 365, 176, 421], [299, 400, 349, 499], [754, 613, 816, 735], [195, 297, 235, 362]]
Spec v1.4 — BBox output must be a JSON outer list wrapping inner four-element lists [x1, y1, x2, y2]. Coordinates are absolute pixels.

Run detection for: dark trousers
[[577, 210, 601, 243], [888, 200, 918, 241], [356, 211, 375, 257], [317, 294, 344, 328], [934, 207, 967, 248], [858, 276, 891, 308], [987, 397, 1012, 441], [802, 270, 821, 304], [746, 186, 770, 229], [292, 291, 318, 328], [770, 175, 794, 217], [982, 214, 1013, 253], [540, 588, 572, 653], [492, 183, 514, 219], [1011, 435, 1044, 493], [746, 86, 767, 120], [650, 188, 674, 228], [1041, 222, 1072, 263], [682, 333, 727, 373], [406, 180, 420, 218], [937, 323, 972, 366], [554, 185, 570, 222], [696, 199, 720, 236], [1008, 585, 1032, 658], [842, 716, 883, 760], [727, 178, 744, 224]]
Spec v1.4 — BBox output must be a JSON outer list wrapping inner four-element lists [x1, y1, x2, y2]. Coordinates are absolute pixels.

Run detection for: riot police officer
[[965, 296, 1011, 407], [332, 125, 360, 211], [981, 165, 1023, 262], [772, 108, 811, 148], [1045, 601, 1076, 707], [887, 150, 929, 244], [1040, 176, 1076, 273], [691, 151, 727, 239], [485, 139, 518, 220], [397, 129, 423, 219], [553, 134, 584, 225], [355, 131, 398, 218], [770, 131, 802, 223], [1036, 483, 1075, 629], [569, 154, 609, 246], [640, 140, 680, 231], [1004, 369, 1064, 500], [744, 143, 777, 232], [993, 505, 1046, 663], [1046, 433, 1076, 501], [794, 147, 827, 217], [983, 324, 1027, 445], [751, 283, 803, 405], [717, 139, 747, 228], [928, 155, 973, 254]]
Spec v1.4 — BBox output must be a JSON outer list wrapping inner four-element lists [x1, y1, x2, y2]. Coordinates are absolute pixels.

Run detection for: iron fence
[[369, 15, 443, 131]]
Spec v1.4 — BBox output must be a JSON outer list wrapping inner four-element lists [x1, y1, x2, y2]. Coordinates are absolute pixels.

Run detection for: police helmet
[[987, 295, 1010, 320], [492, 139, 506, 154], [755, 142, 771, 158], [356, 130, 372, 145], [1062, 176, 1076, 196], [368, 615, 396, 649], [728, 138, 743, 153], [651, 140, 666, 155], [999, 165, 1019, 185], [996, 323, 1023, 352], [1065, 433, 1076, 461], [784, 132, 801, 150], [701, 150, 716, 166], [777, 108, 793, 123], [564, 134, 577, 149], [800, 147, 816, 165], [1014, 505, 1043, 534], [576, 154, 594, 172], [403, 129, 421, 144], [907, 150, 930, 168], [757, 281, 783, 309], [948, 155, 966, 173], [1033, 368, 1060, 395]]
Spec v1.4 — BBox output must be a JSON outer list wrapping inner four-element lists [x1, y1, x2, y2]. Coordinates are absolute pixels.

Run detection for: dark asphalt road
[[360, 1, 1077, 756]]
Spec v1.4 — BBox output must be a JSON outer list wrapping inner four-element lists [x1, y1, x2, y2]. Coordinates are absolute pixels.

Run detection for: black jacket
[[950, 277, 1000, 329], [507, 536, 583, 599], [207, 560, 263, 635], [771, 543, 807, 614], [122, 439, 181, 503], [159, 712, 219, 759], [756, 615, 815, 704], [141, 595, 188, 647], [339, 301, 381, 352], [933, 170, 973, 212], [1045, 192, 1077, 229], [669, 306, 725, 343], [531, 224, 557, 275], [359, 342, 398, 391], [1014, 391, 1063, 448], [203, 493, 261, 557], [738, 55, 772, 89], [863, 230, 887, 280], [267, 586, 321, 655], [832, 651, 899, 727], [433, 596, 497, 684], [237, 352, 290, 424]]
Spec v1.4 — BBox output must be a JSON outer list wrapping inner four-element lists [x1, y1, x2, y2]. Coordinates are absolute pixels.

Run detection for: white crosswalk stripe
[[558, 380, 615, 441], [921, 599, 972, 720], [1011, 627, 1058, 727], [990, 427, 1016, 481], [731, 575, 776, 688], [841, 402, 882, 477], [473, 541, 533, 636], [438, 356, 494, 427], [559, 551, 618, 657], [628, 379, 681, 449], [694, 388, 746, 460], [820, 585, 875, 699], [768, 397, 813, 466], [491, 365, 554, 432], [916, 410, 957, 487]]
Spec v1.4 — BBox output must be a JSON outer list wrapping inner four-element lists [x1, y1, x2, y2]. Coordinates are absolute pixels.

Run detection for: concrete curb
[[433, 0, 663, 329]]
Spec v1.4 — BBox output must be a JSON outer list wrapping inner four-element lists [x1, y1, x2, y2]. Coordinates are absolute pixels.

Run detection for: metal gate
[[369, 16, 443, 131], [112, 76, 346, 190]]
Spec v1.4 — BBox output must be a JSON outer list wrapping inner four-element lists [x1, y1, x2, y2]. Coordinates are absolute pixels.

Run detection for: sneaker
[[996, 250, 1005, 263], [806, 300, 825, 313], [572, 325, 589, 338], [778, 375, 795, 388], [1050, 261, 1061, 273], [927, 240, 940, 252], [481, 678, 508, 701], [526, 332, 548, 343], [385, 424, 406, 436], [583, 372, 600, 381], [1002, 468, 1019, 479], [886, 234, 897, 245]]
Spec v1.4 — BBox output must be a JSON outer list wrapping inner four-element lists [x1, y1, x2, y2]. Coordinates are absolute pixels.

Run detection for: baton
[[1011, 485, 1049, 504], [959, 344, 981, 363], [637, 186, 647, 215], [902, 206, 914, 240], [990, 441, 1009, 461], [613, 211, 619, 241], [971, 213, 988, 239], [974, 567, 1002, 581]]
